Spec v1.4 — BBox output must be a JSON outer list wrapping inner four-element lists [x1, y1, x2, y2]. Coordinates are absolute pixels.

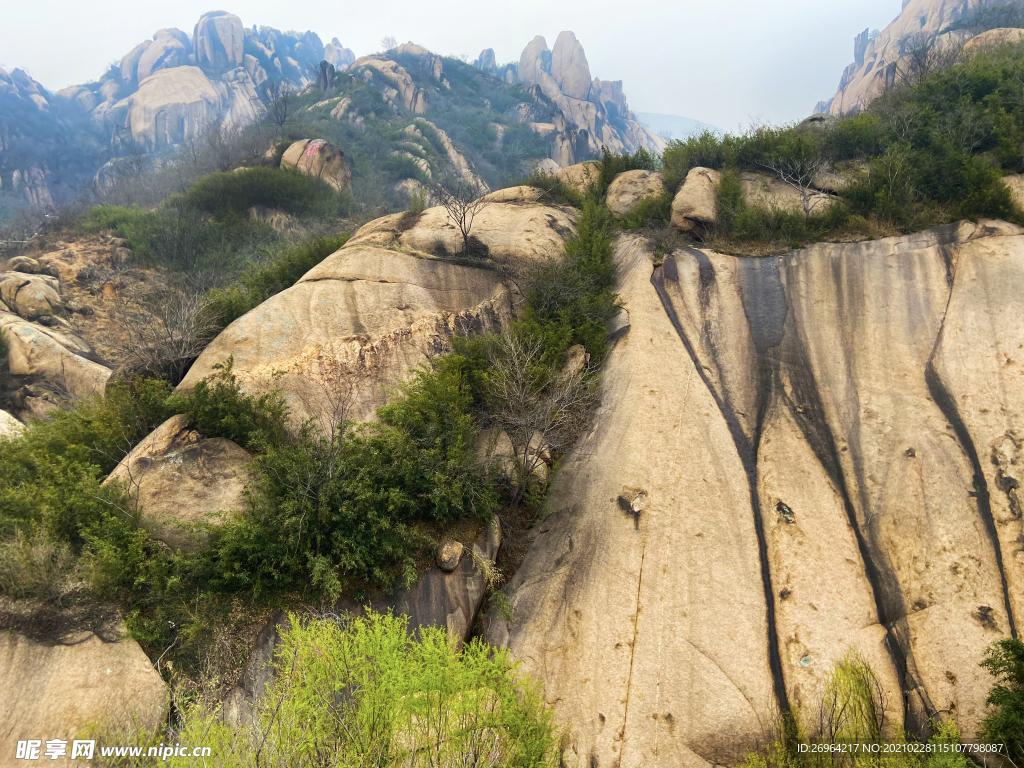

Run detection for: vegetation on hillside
[[659, 41, 1024, 250]]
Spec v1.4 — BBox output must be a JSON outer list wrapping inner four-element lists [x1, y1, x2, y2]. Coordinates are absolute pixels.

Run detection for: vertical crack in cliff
[[651, 257, 790, 715], [924, 243, 1016, 639], [618, 540, 647, 765], [925, 362, 1015, 639]]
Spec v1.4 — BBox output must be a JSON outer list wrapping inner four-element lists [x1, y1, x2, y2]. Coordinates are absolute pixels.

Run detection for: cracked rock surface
[[489, 221, 1024, 765]]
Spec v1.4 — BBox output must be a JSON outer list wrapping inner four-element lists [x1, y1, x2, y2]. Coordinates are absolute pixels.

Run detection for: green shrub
[[619, 191, 673, 230], [663, 129, 729, 190], [0, 377, 173, 544], [598, 146, 659, 192], [205, 234, 349, 327], [524, 199, 618, 365], [171, 612, 558, 767], [980, 638, 1024, 761], [214, 358, 495, 596], [185, 167, 350, 219], [166, 359, 288, 451]]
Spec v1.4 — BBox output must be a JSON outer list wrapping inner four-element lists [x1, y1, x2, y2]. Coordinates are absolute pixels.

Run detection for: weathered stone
[[0, 409, 24, 440], [6, 256, 42, 274], [103, 414, 254, 552], [193, 11, 245, 76], [606, 170, 666, 218], [280, 139, 353, 194], [177, 240, 515, 429], [550, 32, 593, 101], [397, 202, 576, 263], [492, 222, 1024, 761], [0, 312, 110, 399], [964, 27, 1024, 55], [554, 161, 600, 195], [670, 166, 721, 232], [479, 186, 545, 204], [0, 273, 63, 320], [437, 540, 465, 572], [137, 28, 191, 82], [0, 629, 167, 754]]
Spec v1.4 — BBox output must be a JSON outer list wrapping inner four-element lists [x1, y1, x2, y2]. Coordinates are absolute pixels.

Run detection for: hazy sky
[[0, 0, 903, 130]]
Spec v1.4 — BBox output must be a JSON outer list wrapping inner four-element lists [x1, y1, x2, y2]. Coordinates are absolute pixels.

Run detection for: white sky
[[0, 0, 902, 130]]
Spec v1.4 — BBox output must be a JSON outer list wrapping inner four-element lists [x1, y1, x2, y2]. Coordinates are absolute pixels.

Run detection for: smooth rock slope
[[490, 221, 1024, 764]]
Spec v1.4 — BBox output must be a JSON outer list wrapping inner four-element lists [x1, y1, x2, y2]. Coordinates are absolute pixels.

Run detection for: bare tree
[[109, 282, 220, 384], [487, 332, 595, 501], [260, 80, 296, 134], [756, 144, 829, 218], [431, 175, 491, 257], [380, 35, 398, 52]]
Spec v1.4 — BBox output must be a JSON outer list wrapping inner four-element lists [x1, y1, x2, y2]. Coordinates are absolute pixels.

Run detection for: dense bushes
[[171, 613, 558, 767], [205, 233, 349, 327], [184, 167, 351, 219], [980, 638, 1024, 760], [79, 167, 351, 272], [211, 357, 497, 597], [660, 43, 1024, 245]]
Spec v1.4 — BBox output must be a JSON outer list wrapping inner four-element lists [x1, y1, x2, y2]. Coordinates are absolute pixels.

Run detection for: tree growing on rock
[[486, 331, 595, 501], [431, 175, 490, 258], [753, 128, 829, 218]]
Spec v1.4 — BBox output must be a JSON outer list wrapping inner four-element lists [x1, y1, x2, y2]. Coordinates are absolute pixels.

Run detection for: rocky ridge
[[474, 32, 666, 160]]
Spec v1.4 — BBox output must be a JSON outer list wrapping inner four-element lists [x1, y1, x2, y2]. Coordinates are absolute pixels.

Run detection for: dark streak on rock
[[651, 255, 790, 715], [926, 362, 1017, 639]]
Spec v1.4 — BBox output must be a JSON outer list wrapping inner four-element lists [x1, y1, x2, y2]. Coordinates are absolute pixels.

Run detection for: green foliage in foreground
[[745, 652, 971, 768], [660, 42, 1024, 244], [168, 613, 558, 767], [980, 638, 1024, 761]]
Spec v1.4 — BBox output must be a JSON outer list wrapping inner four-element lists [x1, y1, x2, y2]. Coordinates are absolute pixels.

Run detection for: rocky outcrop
[[352, 56, 429, 113], [671, 168, 835, 232], [324, 37, 356, 69], [103, 414, 254, 552], [820, 0, 972, 115], [0, 629, 167, 758], [127, 65, 261, 151], [194, 11, 245, 77], [606, 170, 667, 218], [554, 161, 601, 195], [0, 272, 63, 321], [491, 221, 1024, 761], [671, 167, 721, 233], [0, 313, 111, 400], [137, 29, 191, 83], [178, 203, 574, 429], [0, 409, 24, 440], [513, 32, 665, 158], [279, 139, 353, 194], [964, 27, 1024, 53]]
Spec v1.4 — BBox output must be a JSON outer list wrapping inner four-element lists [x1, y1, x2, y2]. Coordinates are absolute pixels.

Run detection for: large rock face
[[193, 11, 245, 76], [103, 414, 254, 552], [490, 221, 1024, 763], [280, 139, 353, 194], [820, 0, 973, 115], [0, 629, 167, 759], [127, 66, 222, 150], [512, 32, 666, 159]]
